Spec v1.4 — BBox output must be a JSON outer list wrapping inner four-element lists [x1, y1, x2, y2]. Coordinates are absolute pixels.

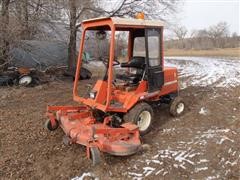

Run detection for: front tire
[[123, 102, 154, 136]]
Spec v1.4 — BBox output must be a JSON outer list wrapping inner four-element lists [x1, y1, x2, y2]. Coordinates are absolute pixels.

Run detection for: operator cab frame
[[73, 17, 177, 113], [121, 27, 164, 92]]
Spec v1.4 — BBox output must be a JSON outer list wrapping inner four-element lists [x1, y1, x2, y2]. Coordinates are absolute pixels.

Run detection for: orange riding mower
[[45, 16, 185, 165]]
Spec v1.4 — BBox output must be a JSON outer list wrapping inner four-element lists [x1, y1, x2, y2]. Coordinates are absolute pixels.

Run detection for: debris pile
[[0, 40, 92, 87]]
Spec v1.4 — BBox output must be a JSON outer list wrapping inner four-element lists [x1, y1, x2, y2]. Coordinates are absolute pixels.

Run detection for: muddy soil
[[0, 78, 239, 179]]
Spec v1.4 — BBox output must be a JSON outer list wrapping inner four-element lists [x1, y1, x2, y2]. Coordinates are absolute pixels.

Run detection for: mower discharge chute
[[46, 16, 185, 165]]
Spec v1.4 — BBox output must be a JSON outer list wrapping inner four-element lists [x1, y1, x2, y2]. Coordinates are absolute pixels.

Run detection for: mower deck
[[47, 106, 141, 157]]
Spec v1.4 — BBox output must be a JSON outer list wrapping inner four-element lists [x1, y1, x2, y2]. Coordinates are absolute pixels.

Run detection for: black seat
[[120, 56, 145, 69], [116, 57, 145, 85]]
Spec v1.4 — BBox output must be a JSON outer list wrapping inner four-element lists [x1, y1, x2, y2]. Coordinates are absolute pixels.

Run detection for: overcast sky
[[179, 0, 239, 34]]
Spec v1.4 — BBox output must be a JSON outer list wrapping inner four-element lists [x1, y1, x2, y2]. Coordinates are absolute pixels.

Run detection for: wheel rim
[[19, 76, 32, 85], [137, 111, 151, 131], [176, 102, 184, 114]]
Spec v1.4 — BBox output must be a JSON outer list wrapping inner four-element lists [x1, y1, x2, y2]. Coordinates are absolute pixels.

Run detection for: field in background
[[165, 47, 240, 58]]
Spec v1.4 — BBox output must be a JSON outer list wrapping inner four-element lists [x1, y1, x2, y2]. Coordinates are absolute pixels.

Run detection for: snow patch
[[128, 172, 143, 177], [143, 167, 155, 177], [195, 166, 208, 173], [216, 136, 234, 144], [199, 107, 208, 115], [72, 172, 98, 180], [127, 127, 239, 179], [165, 57, 240, 88]]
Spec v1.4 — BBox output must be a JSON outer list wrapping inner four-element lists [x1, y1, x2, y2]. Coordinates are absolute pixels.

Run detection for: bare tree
[[0, 0, 10, 69], [68, 0, 77, 71], [13, 0, 30, 39], [195, 29, 212, 49], [173, 25, 187, 40], [231, 32, 238, 38], [21, 0, 29, 39], [105, 0, 179, 20], [172, 25, 187, 48], [208, 22, 229, 48], [66, 0, 101, 71], [208, 22, 229, 39]]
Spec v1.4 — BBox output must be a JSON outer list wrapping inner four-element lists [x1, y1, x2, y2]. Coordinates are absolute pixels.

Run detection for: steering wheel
[[102, 58, 120, 67]]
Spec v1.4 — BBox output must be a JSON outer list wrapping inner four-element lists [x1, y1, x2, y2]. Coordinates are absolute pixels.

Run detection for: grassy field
[[165, 47, 240, 58]]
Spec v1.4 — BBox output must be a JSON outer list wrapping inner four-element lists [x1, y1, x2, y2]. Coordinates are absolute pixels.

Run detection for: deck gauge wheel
[[44, 119, 59, 131], [90, 147, 102, 166]]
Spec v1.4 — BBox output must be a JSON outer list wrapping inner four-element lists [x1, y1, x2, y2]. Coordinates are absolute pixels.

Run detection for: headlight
[[89, 91, 97, 99]]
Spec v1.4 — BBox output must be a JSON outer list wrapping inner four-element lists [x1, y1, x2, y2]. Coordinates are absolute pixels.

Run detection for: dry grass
[[165, 47, 240, 58]]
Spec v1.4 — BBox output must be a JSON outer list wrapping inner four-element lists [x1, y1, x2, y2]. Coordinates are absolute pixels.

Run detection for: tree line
[[166, 22, 240, 50]]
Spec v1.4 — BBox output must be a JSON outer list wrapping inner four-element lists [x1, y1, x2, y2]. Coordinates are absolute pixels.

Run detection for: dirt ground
[[0, 80, 239, 180], [1, 57, 240, 179]]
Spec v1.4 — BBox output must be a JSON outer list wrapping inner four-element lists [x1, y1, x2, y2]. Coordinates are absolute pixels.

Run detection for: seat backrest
[[120, 56, 145, 69]]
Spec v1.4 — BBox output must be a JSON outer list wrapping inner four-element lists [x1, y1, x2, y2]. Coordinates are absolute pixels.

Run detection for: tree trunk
[[68, 0, 77, 71], [0, 0, 10, 69], [22, 0, 29, 39], [16, 0, 29, 39]]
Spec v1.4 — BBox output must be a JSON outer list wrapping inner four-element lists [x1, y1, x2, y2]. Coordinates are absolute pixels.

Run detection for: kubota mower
[[45, 15, 185, 165]]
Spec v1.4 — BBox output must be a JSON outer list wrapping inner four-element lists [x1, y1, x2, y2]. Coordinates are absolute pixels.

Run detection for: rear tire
[[123, 102, 153, 136], [169, 97, 185, 117]]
